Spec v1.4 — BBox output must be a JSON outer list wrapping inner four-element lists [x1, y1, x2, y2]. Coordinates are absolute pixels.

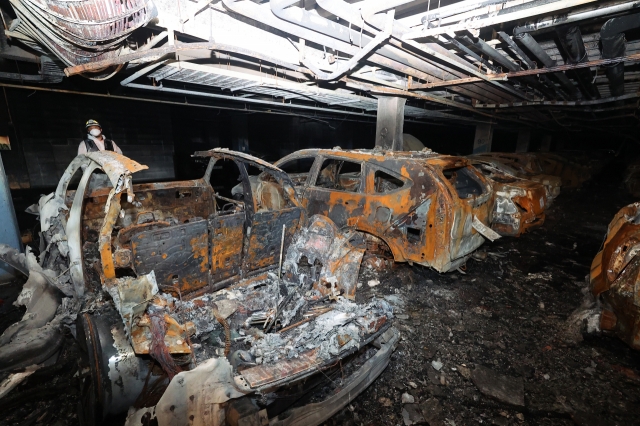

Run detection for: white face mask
[[89, 128, 102, 137]]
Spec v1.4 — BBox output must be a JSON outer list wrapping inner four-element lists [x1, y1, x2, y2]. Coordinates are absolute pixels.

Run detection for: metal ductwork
[[459, 36, 558, 100], [515, 32, 582, 100], [555, 25, 600, 99], [601, 12, 640, 97], [7, 0, 156, 67]]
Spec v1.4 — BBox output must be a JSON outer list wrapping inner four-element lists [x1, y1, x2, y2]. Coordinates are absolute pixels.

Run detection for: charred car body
[[590, 202, 640, 351], [470, 160, 548, 237], [469, 153, 561, 203], [0, 149, 399, 425], [533, 152, 592, 189], [275, 148, 498, 273]]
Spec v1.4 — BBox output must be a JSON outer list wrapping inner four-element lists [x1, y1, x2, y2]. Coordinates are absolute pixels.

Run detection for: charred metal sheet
[[126, 357, 249, 426], [245, 208, 303, 272], [132, 219, 210, 294], [270, 327, 400, 426], [210, 212, 245, 282], [472, 216, 501, 242], [0, 244, 64, 374], [240, 349, 321, 388]]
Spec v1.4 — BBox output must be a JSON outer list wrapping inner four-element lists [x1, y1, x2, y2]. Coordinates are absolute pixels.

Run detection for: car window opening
[[443, 167, 485, 199], [375, 170, 404, 193], [315, 158, 362, 193]]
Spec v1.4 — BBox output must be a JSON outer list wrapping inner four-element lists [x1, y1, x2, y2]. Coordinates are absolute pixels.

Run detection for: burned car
[[533, 152, 592, 188], [470, 160, 548, 237], [624, 158, 640, 198], [274, 148, 499, 273], [590, 202, 640, 351], [469, 153, 561, 203], [0, 149, 399, 425]]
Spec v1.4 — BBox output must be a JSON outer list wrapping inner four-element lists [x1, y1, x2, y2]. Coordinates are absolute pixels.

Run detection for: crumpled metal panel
[[591, 202, 640, 351]]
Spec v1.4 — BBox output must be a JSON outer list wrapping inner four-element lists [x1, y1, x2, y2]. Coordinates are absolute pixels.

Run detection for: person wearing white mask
[[77, 119, 123, 155]]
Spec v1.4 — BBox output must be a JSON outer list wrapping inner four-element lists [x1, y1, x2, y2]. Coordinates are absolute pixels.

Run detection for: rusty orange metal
[[591, 202, 640, 350], [275, 148, 495, 272], [469, 153, 562, 202], [470, 160, 547, 237], [532, 152, 592, 188]]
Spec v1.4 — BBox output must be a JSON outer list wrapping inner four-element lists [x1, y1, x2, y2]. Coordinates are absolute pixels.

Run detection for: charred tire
[[76, 308, 162, 425]]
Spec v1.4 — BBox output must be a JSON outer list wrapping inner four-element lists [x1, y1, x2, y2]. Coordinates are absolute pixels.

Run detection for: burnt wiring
[[149, 311, 182, 379]]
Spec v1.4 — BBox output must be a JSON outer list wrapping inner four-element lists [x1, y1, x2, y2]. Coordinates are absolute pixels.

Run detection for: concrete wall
[[3, 89, 175, 189]]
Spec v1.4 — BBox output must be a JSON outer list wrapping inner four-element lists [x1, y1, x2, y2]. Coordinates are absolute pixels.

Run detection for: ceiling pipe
[[514, 0, 640, 35], [223, 0, 512, 104], [459, 35, 558, 99], [555, 25, 600, 99], [601, 12, 640, 97], [221, 0, 449, 86], [358, 0, 533, 100], [268, 0, 461, 83], [515, 32, 582, 100], [270, 0, 519, 102], [497, 31, 569, 100], [299, 11, 394, 80], [420, 0, 511, 26], [316, 0, 523, 103]]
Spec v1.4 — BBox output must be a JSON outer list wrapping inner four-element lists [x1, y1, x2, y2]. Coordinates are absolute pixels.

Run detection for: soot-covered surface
[[325, 162, 640, 426], [2, 161, 640, 426]]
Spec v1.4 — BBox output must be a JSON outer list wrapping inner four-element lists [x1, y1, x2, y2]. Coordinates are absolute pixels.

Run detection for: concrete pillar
[[0, 153, 22, 283], [472, 124, 493, 153], [375, 96, 405, 151], [515, 129, 530, 152], [540, 135, 552, 152]]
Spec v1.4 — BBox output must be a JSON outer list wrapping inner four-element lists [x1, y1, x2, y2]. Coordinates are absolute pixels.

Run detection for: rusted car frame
[[533, 152, 592, 188], [469, 153, 561, 203], [275, 148, 497, 273], [590, 202, 640, 350], [1, 149, 398, 425], [470, 160, 548, 237]]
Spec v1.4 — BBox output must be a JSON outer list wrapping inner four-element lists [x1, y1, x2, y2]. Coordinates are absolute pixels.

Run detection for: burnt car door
[[303, 156, 366, 228], [204, 158, 248, 285], [436, 164, 493, 267], [195, 150, 305, 277]]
